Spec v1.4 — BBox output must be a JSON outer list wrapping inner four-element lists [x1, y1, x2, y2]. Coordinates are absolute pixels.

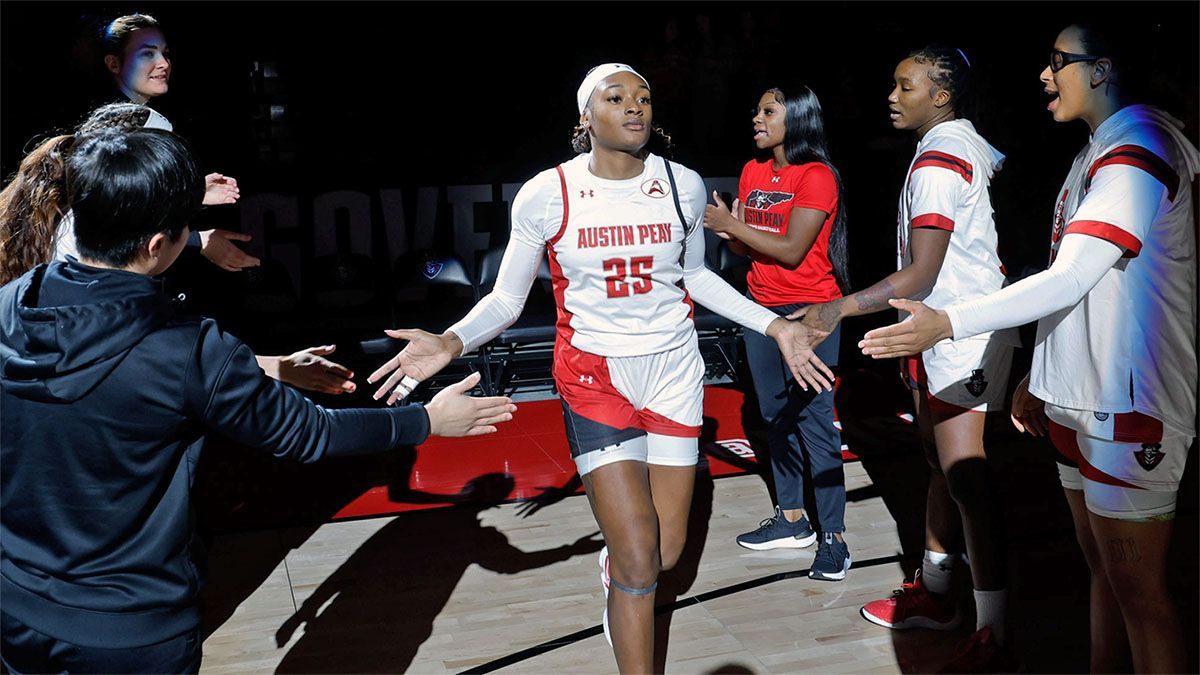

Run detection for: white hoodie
[[897, 119, 1016, 343]]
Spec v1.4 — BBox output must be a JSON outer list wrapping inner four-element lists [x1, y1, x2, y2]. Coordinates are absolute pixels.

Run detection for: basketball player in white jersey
[[861, 23, 1198, 673], [795, 46, 1017, 671], [366, 64, 833, 673]]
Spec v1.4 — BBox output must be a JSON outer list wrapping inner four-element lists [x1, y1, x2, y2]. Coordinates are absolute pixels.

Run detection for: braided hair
[[908, 45, 975, 119]]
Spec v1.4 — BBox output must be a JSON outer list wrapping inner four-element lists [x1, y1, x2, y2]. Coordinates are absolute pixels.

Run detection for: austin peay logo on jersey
[[745, 189, 794, 209], [1052, 189, 1069, 244], [641, 178, 669, 198], [965, 369, 988, 397], [1136, 443, 1165, 471]]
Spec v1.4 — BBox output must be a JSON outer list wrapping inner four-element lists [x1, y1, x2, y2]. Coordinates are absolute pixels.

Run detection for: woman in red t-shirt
[[703, 84, 852, 580]]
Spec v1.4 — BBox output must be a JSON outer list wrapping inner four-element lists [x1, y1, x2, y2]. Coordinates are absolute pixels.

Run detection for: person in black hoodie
[[0, 128, 516, 674]]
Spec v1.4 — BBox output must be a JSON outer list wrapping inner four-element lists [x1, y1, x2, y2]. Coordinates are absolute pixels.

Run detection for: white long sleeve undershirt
[[945, 233, 1124, 339], [447, 236, 543, 355]]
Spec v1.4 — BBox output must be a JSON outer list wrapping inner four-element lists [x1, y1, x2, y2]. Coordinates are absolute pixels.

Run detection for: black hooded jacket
[[0, 261, 429, 647]]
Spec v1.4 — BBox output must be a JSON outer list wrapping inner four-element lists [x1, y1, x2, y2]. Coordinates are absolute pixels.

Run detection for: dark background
[[1, 1, 1197, 353], [2, 6, 1197, 670]]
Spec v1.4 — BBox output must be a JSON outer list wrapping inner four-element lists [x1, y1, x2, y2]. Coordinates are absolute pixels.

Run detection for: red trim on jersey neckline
[[911, 213, 956, 231], [1049, 421, 1145, 490], [548, 165, 571, 246], [1064, 220, 1142, 258], [1086, 144, 1179, 202], [912, 151, 974, 184]]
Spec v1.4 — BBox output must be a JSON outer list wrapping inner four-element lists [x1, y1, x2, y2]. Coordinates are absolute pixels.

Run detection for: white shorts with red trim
[[1048, 410, 1192, 520], [1047, 405, 1190, 492], [555, 333, 703, 474], [901, 336, 1012, 415]]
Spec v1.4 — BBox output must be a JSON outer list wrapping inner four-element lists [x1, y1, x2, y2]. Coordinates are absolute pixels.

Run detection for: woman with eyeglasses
[[860, 23, 1198, 673], [794, 45, 1019, 672]]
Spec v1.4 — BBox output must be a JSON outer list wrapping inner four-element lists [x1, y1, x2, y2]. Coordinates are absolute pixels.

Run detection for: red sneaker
[[860, 570, 962, 630], [937, 626, 1019, 673]]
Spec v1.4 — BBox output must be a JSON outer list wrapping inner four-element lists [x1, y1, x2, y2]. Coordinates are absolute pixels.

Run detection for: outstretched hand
[[199, 229, 260, 272], [274, 345, 355, 395], [768, 318, 835, 392], [203, 173, 240, 205], [858, 299, 952, 359], [425, 372, 516, 437], [367, 329, 460, 404]]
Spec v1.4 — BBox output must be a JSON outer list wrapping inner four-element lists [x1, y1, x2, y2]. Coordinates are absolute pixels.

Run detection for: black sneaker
[[736, 506, 817, 550], [809, 532, 851, 581]]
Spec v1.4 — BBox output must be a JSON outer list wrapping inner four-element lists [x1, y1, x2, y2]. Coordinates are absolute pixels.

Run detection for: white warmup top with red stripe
[[449, 152, 778, 358], [1031, 105, 1198, 436], [896, 119, 1012, 344]]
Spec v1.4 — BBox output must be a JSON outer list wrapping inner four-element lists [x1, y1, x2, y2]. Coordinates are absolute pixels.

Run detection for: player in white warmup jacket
[[861, 24, 1198, 674], [367, 64, 833, 673]]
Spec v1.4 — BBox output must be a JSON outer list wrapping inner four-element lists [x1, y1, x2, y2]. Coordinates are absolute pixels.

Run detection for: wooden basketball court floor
[[196, 386, 1198, 674]]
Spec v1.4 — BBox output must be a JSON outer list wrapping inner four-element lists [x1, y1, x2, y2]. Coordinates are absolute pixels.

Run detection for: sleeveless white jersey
[[897, 120, 1013, 348], [1030, 104, 1199, 436], [510, 152, 704, 357]]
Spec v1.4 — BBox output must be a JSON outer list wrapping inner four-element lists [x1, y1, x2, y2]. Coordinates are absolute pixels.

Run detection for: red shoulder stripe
[[911, 150, 974, 184], [1086, 144, 1178, 201]]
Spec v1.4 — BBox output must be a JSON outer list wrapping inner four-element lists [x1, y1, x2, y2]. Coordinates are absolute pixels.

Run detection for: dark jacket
[[0, 261, 429, 648]]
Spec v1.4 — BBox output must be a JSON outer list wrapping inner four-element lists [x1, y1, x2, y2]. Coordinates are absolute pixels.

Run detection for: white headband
[[576, 63, 648, 114]]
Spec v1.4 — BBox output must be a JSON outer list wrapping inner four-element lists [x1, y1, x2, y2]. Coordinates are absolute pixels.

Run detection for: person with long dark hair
[[365, 63, 833, 673], [702, 84, 852, 581], [860, 24, 1198, 673], [0, 103, 355, 396], [797, 46, 1019, 671]]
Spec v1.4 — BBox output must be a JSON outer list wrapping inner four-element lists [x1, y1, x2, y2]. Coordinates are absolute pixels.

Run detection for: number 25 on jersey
[[603, 256, 653, 298]]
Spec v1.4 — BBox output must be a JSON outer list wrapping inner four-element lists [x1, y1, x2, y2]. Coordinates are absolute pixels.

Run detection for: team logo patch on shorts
[[1094, 412, 1110, 421], [1136, 443, 1165, 471], [965, 369, 988, 397]]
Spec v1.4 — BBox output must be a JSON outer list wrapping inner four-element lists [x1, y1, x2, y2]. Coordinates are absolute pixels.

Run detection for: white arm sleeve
[[945, 233, 1124, 339], [674, 166, 778, 336], [446, 173, 559, 355], [446, 237, 543, 355]]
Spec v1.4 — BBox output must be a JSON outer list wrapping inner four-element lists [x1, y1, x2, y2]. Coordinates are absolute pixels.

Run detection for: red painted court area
[[331, 385, 863, 520]]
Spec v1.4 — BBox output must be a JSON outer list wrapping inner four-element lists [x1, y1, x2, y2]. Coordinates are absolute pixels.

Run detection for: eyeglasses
[[1050, 49, 1101, 73]]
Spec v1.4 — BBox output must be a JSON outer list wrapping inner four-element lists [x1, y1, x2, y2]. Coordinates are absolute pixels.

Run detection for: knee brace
[[609, 576, 658, 597]]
